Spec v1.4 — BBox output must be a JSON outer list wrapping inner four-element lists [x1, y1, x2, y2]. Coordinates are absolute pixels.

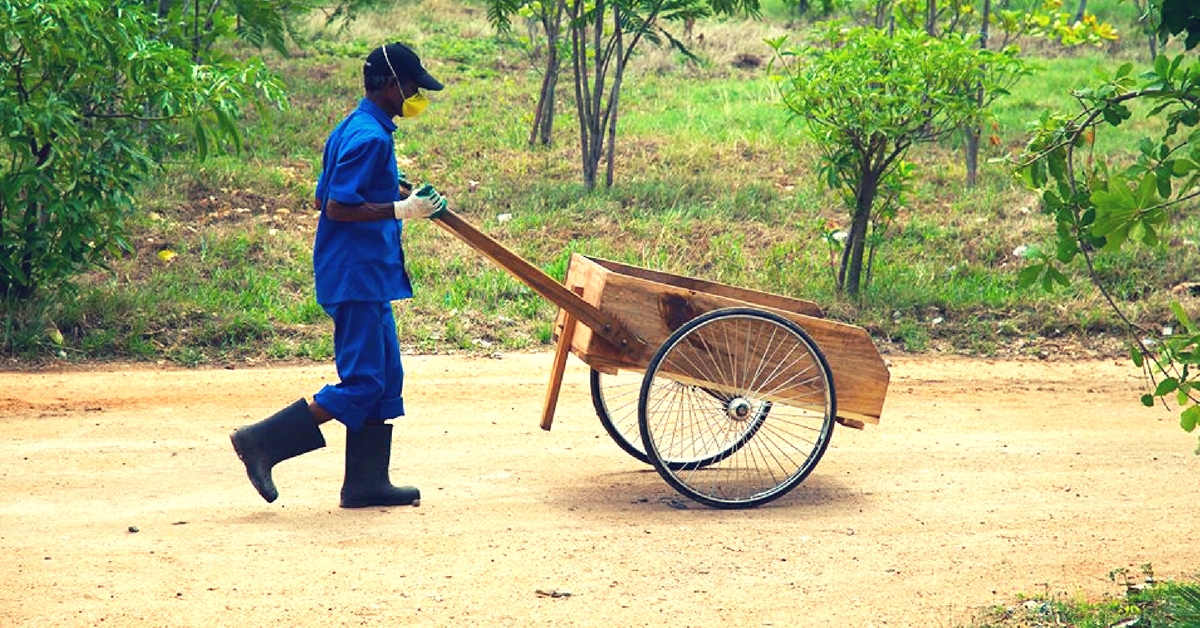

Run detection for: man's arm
[[323, 199, 397, 222], [316, 184, 446, 222]]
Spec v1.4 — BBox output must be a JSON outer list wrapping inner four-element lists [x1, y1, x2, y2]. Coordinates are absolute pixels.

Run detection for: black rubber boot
[[339, 423, 420, 508], [230, 399, 327, 503]]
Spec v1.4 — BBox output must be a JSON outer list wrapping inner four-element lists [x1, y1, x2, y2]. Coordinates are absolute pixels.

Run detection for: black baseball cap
[[364, 42, 444, 91]]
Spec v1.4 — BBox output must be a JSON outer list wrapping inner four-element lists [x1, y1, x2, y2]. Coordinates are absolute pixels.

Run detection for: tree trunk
[[11, 138, 54, 300], [529, 0, 565, 147], [190, 0, 201, 63], [1074, 0, 1088, 23], [530, 50, 559, 147], [965, 128, 981, 187], [873, 0, 888, 29], [603, 9, 624, 188], [569, 0, 596, 190], [582, 1, 605, 190], [840, 168, 879, 297], [964, 0, 991, 188], [533, 63, 559, 146]]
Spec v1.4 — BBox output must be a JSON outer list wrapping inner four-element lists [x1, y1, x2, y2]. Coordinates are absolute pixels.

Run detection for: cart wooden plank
[[588, 258, 826, 318], [558, 254, 890, 425]]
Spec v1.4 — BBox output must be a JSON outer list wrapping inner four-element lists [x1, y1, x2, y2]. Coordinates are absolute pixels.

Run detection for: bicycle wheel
[[590, 368, 653, 465], [592, 368, 763, 469], [638, 308, 836, 509]]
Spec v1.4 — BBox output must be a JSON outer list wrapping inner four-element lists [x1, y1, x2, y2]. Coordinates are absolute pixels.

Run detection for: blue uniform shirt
[[313, 98, 414, 305]]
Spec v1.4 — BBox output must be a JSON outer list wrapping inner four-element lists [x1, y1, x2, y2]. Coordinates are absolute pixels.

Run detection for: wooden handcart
[[434, 210, 890, 509]]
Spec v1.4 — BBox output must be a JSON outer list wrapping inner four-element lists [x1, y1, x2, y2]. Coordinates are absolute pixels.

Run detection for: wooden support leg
[[540, 301, 580, 431]]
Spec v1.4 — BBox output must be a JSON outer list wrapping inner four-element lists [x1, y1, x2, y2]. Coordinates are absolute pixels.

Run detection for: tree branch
[[1017, 87, 1200, 168]]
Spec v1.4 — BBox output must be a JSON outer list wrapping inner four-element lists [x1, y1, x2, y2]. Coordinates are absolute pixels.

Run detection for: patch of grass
[[3, 1, 1195, 366], [965, 567, 1200, 628], [39, 220, 330, 364]]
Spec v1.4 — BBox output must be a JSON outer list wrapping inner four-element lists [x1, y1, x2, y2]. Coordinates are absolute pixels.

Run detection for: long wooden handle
[[432, 209, 646, 356]]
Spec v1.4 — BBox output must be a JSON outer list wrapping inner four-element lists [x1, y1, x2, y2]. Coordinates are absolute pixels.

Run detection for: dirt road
[[0, 353, 1194, 627]]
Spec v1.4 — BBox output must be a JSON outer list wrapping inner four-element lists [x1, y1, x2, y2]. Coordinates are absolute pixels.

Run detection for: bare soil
[[1, 353, 1195, 627]]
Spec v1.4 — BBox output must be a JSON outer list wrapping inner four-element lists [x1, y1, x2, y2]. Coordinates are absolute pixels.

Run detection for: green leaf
[[1131, 345, 1145, 367], [193, 117, 208, 162], [1154, 54, 1170, 78], [1102, 105, 1122, 126], [1091, 178, 1138, 249], [1048, 149, 1067, 182], [1156, 166, 1173, 198], [1028, 158, 1047, 188], [1018, 263, 1044, 289], [1140, 222, 1159, 246], [1091, 184, 1134, 223], [1044, 265, 1070, 289], [1155, 378, 1179, 396], [1142, 393, 1156, 407], [214, 107, 242, 155], [1128, 219, 1146, 245], [1135, 171, 1160, 208], [1169, 53, 1186, 80], [1102, 224, 1130, 250], [1182, 405, 1200, 432], [1171, 301, 1196, 333]]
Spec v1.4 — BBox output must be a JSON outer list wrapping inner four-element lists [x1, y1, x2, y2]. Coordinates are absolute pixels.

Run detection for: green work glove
[[397, 168, 413, 194], [392, 183, 447, 220]]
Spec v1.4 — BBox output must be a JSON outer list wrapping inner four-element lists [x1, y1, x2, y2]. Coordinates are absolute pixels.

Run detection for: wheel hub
[[727, 398, 753, 422]]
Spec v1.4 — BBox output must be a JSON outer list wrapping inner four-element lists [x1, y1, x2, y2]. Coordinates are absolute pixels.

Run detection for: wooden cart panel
[[555, 254, 890, 427]]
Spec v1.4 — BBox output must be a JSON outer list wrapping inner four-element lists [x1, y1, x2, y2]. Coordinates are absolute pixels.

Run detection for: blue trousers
[[313, 302, 405, 432]]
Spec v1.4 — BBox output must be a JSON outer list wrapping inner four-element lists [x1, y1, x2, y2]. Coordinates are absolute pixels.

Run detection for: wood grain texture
[[562, 255, 890, 425]]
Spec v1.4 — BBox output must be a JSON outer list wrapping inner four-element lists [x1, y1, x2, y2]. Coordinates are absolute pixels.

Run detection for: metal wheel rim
[[639, 308, 836, 508]]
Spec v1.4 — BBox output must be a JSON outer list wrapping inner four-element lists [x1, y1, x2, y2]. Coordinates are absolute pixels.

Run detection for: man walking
[[230, 42, 448, 508]]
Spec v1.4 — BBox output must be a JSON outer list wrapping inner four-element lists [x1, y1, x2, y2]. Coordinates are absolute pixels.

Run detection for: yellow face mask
[[402, 92, 429, 117]]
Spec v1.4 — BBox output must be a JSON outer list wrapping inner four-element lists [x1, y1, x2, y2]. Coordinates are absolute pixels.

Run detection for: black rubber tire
[[590, 368, 653, 465], [638, 308, 836, 509]]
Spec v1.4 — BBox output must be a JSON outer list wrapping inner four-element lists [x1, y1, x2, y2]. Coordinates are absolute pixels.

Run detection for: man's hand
[[393, 183, 448, 220]]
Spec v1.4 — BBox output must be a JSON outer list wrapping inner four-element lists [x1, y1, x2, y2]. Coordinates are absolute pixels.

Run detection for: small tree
[[568, 0, 759, 190], [769, 26, 1023, 297], [490, 0, 758, 183], [0, 0, 286, 300], [1013, 0, 1200, 448], [884, 0, 1118, 186], [487, 0, 568, 146]]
